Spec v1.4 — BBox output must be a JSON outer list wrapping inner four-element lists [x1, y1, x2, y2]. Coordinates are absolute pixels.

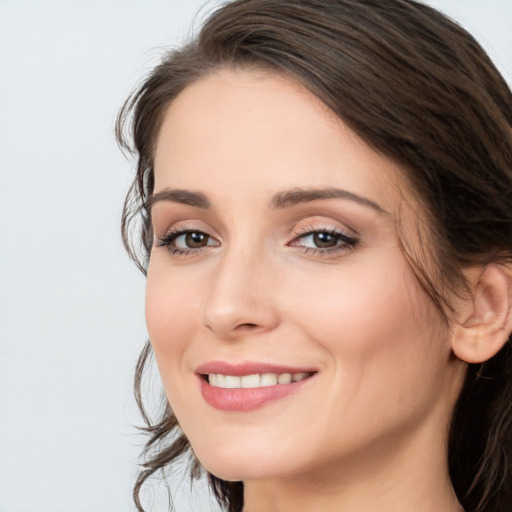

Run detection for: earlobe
[[451, 264, 512, 364]]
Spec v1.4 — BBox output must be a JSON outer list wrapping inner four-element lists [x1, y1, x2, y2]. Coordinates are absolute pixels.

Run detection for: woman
[[117, 1, 512, 511]]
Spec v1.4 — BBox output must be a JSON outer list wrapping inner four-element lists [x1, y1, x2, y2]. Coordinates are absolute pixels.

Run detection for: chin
[[197, 455, 268, 481], [193, 443, 292, 482]]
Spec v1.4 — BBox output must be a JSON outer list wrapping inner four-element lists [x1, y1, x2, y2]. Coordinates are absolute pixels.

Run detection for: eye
[[289, 228, 358, 254], [303, 232, 342, 249], [156, 229, 220, 255], [176, 231, 211, 249]]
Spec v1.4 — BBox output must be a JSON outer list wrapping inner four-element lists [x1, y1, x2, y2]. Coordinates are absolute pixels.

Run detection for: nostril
[[234, 322, 259, 331]]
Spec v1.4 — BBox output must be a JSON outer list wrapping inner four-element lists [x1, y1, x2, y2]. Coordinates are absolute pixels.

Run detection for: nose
[[202, 245, 280, 340]]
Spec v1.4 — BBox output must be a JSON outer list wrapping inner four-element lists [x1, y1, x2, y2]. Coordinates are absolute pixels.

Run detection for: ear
[[451, 264, 512, 364]]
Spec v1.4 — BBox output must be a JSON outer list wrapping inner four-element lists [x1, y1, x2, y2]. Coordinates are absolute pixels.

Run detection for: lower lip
[[200, 377, 312, 411]]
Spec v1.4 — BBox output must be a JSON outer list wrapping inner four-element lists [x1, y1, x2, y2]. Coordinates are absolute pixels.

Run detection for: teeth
[[208, 372, 310, 389], [261, 373, 278, 386], [241, 374, 261, 388], [277, 373, 292, 384]]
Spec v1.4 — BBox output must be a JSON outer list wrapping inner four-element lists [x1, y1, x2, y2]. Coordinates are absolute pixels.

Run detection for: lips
[[195, 361, 317, 411]]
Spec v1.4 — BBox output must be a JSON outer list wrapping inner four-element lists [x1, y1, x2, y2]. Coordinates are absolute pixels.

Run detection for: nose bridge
[[202, 233, 278, 339]]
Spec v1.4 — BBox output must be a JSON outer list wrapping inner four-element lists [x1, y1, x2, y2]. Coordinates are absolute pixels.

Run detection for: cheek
[[145, 261, 200, 384], [145, 273, 199, 445], [284, 250, 424, 352], [283, 251, 448, 411]]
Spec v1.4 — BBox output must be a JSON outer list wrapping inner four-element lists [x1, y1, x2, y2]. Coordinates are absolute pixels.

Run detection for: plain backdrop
[[0, 1, 510, 512]]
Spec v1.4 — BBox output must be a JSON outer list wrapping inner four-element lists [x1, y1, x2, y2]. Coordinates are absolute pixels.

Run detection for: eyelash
[[155, 226, 358, 257]]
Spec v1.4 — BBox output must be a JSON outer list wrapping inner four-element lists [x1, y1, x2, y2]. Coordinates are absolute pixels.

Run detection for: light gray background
[[0, 2, 510, 512]]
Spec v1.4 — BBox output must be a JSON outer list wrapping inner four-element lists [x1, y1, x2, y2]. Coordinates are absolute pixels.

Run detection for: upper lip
[[195, 361, 318, 376]]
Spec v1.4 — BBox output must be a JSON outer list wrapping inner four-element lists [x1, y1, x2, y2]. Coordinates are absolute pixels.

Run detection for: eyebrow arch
[[147, 186, 387, 215], [147, 188, 211, 210], [270, 187, 388, 215]]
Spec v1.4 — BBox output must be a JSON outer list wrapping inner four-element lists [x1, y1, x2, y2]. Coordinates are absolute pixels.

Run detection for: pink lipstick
[[196, 361, 316, 412]]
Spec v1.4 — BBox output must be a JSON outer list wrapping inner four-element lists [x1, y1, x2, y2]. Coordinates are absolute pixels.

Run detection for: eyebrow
[[269, 187, 387, 214], [147, 189, 211, 209], [148, 186, 387, 215]]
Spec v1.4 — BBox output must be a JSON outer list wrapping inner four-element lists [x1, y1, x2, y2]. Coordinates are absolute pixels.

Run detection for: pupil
[[186, 232, 207, 248], [314, 232, 336, 248]]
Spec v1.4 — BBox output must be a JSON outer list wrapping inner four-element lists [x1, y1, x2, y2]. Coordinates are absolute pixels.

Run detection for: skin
[[146, 69, 467, 512]]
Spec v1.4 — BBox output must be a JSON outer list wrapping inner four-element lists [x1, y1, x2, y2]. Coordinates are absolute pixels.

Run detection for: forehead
[[153, 69, 413, 216]]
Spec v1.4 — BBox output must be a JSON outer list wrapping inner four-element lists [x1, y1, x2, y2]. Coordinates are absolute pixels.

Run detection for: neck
[[242, 419, 464, 512]]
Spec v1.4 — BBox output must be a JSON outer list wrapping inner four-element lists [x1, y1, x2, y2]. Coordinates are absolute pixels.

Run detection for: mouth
[[195, 362, 317, 411]]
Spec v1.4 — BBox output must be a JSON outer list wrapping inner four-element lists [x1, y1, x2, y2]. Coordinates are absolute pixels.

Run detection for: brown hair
[[116, 1, 512, 511]]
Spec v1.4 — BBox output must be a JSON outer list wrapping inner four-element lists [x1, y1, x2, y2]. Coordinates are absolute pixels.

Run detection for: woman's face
[[147, 69, 465, 483]]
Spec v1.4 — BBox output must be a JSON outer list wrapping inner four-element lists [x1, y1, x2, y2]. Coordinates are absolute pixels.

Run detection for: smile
[[207, 372, 312, 388], [196, 363, 317, 411]]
